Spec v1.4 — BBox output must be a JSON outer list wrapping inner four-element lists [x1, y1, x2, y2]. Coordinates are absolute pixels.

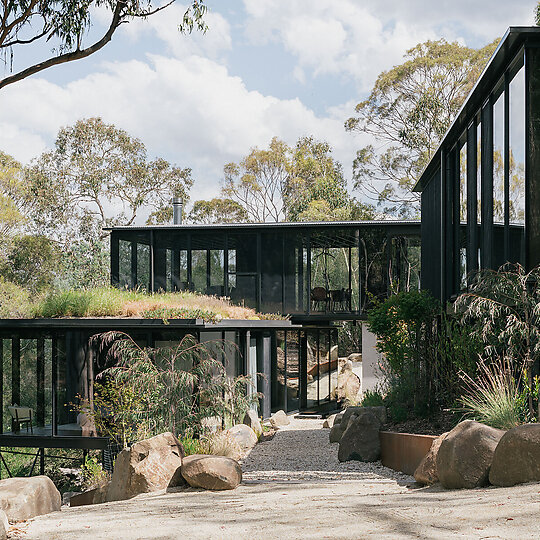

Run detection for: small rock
[[329, 423, 345, 443], [70, 484, 109, 507], [270, 410, 290, 428], [436, 420, 504, 489], [0, 509, 7, 540], [226, 424, 258, 451], [107, 432, 184, 502], [323, 414, 338, 428], [62, 491, 81, 506], [338, 409, 381, 462], [181, 455, 242, 490], [348, 353, 362, 362], [414, 432, 448, 485], [0, 476, 61, 521], [489, 423, 540, 487], [243, 410, 263, 439]]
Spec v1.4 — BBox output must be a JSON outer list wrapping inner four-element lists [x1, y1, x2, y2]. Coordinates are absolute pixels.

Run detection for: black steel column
[[0, 340, 3, 434], [504, 71, 511, 261], [110, 234, 119, 286], [526, 46, 540, 269], [187, 234, 192, 290], [51, 337, 58, 436], [440, 149, 447, 301], [37, 338, 45, 426], [306, 234, 311, 314]]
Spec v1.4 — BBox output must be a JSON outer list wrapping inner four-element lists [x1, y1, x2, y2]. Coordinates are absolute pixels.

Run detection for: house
[[414, 27, 540, 301]]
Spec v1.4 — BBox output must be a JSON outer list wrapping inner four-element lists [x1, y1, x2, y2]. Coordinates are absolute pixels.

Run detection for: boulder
[[436, 420, 504, 489], [329, 423, 345, 443], [226, 424, 258, 451], [414, 432, 448, 485], [70, 484, 109, 507], [341, 406, 387, 432], [348, 353, 362, 363], [107, 432, 184, 502], [243, 410, 263, 439], [181, 455, 242, 490], [270, 410, 290, 428], [338, 409, 381, 462], [323, 413, 338, 428], [489, 423, 540, 487], [0, 476, 60, 521], [0, 509, 7, 540], [334, 365, 361, 403], [329, 345, 339, 362]]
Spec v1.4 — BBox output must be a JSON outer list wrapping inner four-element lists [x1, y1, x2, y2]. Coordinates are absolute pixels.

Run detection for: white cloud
[[0, 52, 361, 202], [242, 0, 534, 91]]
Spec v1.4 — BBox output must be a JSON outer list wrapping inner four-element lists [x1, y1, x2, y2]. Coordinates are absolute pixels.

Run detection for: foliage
[[180, 433, 204, 456], [0, 151, 26, 239], [222, 135, 369, 223], [360, 389, 385, 407], [459, 358, 533, 429], [0, 1, 208, 90], [57, 239, 110, 289], [81, 456, 110, 490], [26, 118, 193, 246], [367, 290, 482, 420], [140, 306, 220, 323], [199, 431, 241, 458], [33, 287, 258, 320], [94, 332, 260, 438], [0, 235, 60, 293], [188, 198, 249, 224], [455, 263, 540, 418], [346, 38, 499, 216], [536, 2, 540, 25], [0, 279, 32, 318]]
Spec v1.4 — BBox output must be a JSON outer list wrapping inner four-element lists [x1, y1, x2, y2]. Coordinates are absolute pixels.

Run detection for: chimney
[[172, 197, 183, 225]]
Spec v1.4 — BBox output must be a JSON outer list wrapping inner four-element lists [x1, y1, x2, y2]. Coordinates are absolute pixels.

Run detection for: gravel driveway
[[19, 417, 540, 539]]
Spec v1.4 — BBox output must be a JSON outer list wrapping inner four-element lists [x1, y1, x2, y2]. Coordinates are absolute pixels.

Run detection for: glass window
[[459, 141, 467, 222], [509, 65, 525, 225], [119, 240, 132, 289], [476, 121, 482, 224], [493, 91, 505, 224], [136, 243, 150, 291]]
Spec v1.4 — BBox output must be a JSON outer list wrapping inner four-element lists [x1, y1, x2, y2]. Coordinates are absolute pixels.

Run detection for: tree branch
[[0, 1, 125, 90]]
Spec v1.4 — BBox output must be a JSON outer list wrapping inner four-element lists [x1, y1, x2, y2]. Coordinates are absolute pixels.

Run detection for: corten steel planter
[[379, 431, 437, 475]]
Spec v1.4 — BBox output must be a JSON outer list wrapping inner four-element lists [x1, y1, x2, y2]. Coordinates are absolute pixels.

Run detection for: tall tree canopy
[[0, 0, 207, 90], [188, 198, 248, 224], [345, 38, 499, 217], [221, 136, 372, 223], [26, 117, 193, 244]]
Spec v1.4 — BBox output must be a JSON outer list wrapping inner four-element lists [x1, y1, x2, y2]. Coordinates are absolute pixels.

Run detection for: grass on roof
[[32, 287, 267, 322]]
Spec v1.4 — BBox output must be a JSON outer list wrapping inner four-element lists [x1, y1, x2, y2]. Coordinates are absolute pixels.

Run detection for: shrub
[[459, 358, 527, 429], [360, 389, 384, 407], [81, 456, 109, 489], [199, 431, 241, 459], [0, 279, 32, 318]]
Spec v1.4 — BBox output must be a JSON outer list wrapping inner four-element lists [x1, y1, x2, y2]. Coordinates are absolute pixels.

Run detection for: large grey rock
[[414, 432, 448, 485], [0, 509, 7, 540], [329, 423, 345, 443], [243, 410, 263, 439], [107, 432, 184, 502], [338, 409, 381, 462], [489, 423, 540, 487], [181, 454, 242, 490], [436, 420, 504, 489], [226, 424, 258, 451], [270, 410, 290, 428], [340, 406, 387, 432], [0, 476, 60, 521]]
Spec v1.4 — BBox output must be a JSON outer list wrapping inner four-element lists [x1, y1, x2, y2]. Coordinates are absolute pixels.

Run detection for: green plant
[[459, 358, 526, 429], [180, 434, 204, 456], [360, 389, 384, 407], [455, 263, 540, 418], [93, 332, 261, 439], [0, 279, 32, 318], [140, 306, 220, 323], [199, 431, 241, 458], [81, 456, 109, 489]]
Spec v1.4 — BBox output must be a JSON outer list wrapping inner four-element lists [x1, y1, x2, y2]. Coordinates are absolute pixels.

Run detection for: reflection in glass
[[306, 331, 318, 409], [459, 141, 467, 222], [509, 66, 525, 224], [286, 332, 299, 412], [476, 121, 482, 224], [191, 250, 207, 293], [493, 91, 505, 224], [119, 240, 131, 288], [137, 243, 150, 291], [389, 236, 421, 293]]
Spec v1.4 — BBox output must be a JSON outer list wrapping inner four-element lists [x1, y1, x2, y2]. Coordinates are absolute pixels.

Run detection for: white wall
[[361, 323, 383, 394]]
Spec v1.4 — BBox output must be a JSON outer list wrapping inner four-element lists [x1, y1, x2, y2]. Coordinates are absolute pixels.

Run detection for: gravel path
[[241, 417, 412, 484], [19, 417, 540, 540]]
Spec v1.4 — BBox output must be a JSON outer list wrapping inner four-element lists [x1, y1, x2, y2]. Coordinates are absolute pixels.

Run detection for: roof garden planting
[[0, 285, 283, 322]]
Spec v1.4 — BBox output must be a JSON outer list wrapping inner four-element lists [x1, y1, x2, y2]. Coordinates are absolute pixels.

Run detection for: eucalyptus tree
[[0, 1, 208, 90], [26, 117, 193, 245], [188, 198, 249, 224], [345, 38, 499, 217], [455, 264, 540, 419]]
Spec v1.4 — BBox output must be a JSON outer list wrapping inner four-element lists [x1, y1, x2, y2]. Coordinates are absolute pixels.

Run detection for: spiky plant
[[459, 357, 525, 429], [455, 263, 540, 418], [91, 331, 260, 441]]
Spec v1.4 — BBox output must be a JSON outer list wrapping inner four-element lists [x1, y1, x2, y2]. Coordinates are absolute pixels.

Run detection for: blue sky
[[0, 0, 536, 211]]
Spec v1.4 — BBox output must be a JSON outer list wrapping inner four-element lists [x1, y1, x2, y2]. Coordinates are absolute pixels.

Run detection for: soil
[[383, 409, 462, 435]]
